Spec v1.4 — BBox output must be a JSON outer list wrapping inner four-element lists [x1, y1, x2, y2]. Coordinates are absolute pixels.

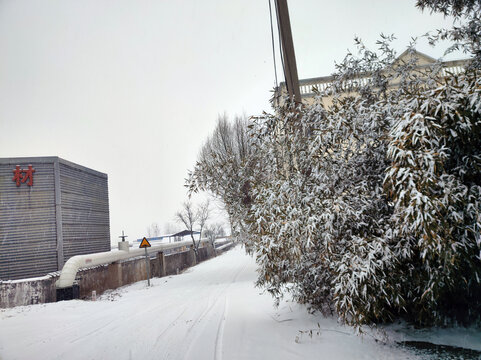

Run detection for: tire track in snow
[[77, 252, 245, 358], [156, 294, 224, 360], [173, 260, 246, 359], [69, 318, 119, 343], [214, 296, 228, 360], [184, 294, 223, 335], [66, 296, 183, 345], [183, 260, 247, 359], [153, 306, 189, 347]]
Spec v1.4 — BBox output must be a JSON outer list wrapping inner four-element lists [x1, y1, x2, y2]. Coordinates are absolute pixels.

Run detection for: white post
[[144, 247, 151, 286]]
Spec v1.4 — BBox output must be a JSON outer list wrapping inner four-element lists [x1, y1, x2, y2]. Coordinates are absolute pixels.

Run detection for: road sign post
[[139, 237, 152, 286]]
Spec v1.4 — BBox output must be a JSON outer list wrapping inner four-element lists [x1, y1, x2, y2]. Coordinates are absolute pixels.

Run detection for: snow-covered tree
[[187, 115, 258, 241]]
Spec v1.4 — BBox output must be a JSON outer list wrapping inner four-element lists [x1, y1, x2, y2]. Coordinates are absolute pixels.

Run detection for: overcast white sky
[[0, 0, 462, 244]]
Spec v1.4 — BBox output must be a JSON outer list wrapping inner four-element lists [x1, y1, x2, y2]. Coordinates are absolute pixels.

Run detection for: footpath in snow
[[1, 245, 479, 360]]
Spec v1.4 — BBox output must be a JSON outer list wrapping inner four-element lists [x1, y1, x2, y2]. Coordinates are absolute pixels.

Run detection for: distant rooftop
[[136, 230, 200, 243]]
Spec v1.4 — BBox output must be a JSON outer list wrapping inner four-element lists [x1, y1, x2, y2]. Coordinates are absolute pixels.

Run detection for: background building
[[276, 50, 469, 106], [136, 230, 201, 245], [0, 157, 110, 280]]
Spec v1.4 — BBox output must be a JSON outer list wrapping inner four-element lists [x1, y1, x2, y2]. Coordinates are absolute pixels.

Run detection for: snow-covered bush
[[247, 42, 402, 326], [189, 0, 481, 329], [248, 37, 480, 327], [384, 72, 481, 325]]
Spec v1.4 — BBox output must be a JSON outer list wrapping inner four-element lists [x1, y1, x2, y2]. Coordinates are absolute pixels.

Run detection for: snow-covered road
[[1, 246, 477, 360]]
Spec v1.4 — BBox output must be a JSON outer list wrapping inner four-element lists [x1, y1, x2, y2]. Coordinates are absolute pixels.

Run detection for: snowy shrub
[[189, 0, 481, 329], [247, 38, 481, 327], [247, 105, 335, 310], [384, 72, 481, 325], [245, 42, 401, 324]]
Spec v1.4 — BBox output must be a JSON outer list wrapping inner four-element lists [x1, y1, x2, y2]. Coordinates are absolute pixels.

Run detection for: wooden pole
[[275, 0, 301, 104]]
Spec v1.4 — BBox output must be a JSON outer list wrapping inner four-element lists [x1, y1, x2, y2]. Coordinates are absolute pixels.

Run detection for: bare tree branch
[[197, 200, 210, 240], [175, 201, 199, 252]]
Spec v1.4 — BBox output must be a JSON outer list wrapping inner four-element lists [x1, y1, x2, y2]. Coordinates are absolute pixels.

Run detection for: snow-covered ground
[[1, 246, 479, 360]]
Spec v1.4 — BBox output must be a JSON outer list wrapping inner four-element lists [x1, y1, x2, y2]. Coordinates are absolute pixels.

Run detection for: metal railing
[[278, 59, 470, 98]]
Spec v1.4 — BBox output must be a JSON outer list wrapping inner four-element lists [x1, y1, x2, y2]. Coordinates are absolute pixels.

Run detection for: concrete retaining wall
[[0, 276, 58, 307], [164, 250, 193, 276], [1, 242, 235, 308]]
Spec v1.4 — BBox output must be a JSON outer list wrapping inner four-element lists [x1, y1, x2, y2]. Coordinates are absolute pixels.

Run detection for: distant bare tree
[[175, 201, 199, 253], [146, 222, 161, 238], [151, 222, 160, 237], [163, 222, 180, 235], [204, 223, 225, 255], [217, 225, 225, 237], [197, 200, 210, 240]]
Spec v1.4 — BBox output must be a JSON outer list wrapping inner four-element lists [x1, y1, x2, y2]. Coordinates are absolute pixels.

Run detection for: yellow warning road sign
[[139, 237, 151, 248]]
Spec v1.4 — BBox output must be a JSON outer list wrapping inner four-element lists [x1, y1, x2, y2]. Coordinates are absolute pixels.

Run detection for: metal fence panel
[[59, 161, 110, 262]]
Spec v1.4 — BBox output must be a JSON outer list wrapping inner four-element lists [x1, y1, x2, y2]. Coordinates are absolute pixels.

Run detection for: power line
[[274, 0, 302, 104], [273, 0, 286, 89], [268, 0, 279, 89]]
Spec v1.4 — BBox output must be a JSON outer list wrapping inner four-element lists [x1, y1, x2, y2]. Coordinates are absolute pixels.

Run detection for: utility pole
[[275, 0, 302, 104]]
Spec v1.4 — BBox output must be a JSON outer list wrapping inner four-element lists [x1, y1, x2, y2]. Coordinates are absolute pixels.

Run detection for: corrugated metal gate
[[0, 157, 110, 280]]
